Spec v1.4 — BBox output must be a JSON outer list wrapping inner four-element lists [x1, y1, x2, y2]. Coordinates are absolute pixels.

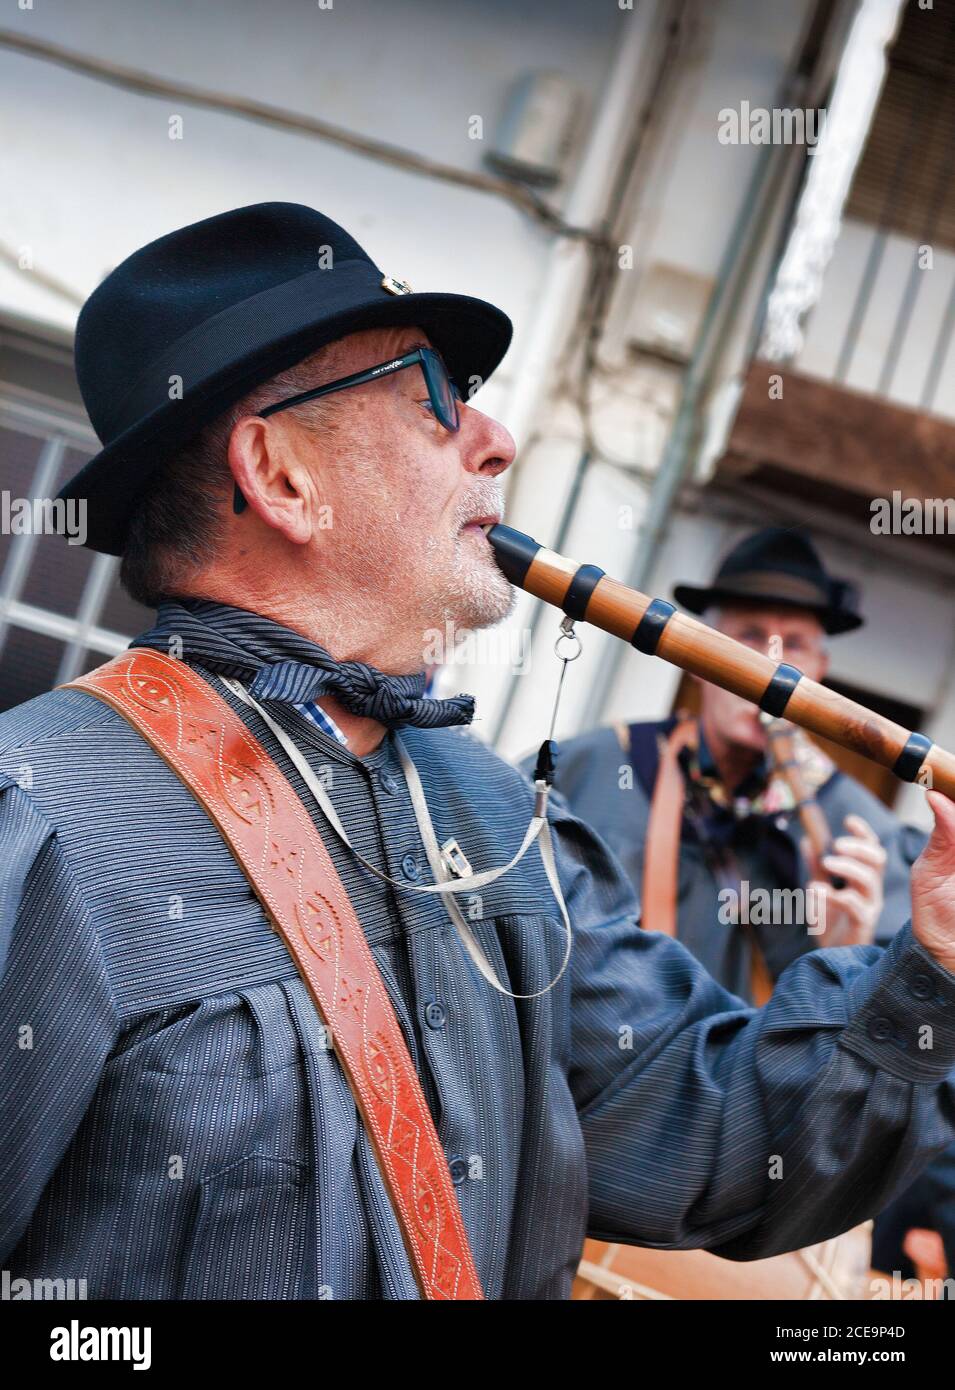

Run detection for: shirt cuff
[[840, 921, 955, 1081]]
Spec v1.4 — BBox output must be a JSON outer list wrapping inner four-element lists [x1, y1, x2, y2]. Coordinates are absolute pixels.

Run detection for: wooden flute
[[484, 523, 955, 800]]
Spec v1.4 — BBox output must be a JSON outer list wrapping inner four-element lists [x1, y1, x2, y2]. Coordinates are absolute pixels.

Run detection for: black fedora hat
[[672, 526, 864, 635], [59, 201, 513, 555]]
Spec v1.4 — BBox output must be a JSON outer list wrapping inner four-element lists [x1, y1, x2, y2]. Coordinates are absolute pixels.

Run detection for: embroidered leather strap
[[64, 649, 483, 1301]]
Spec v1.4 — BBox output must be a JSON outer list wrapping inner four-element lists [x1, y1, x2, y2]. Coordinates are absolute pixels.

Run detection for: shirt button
[[909, 972, 934, 1001], [424, 999, 447, 1030], [868, 1016, 896, 1043], [378, 771, 398, 794], [401, 853, 421, 881], [448, 1156, 468, 1185]]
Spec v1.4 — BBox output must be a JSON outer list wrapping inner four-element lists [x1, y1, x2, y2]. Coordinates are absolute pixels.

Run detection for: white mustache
[[457, 485, 505, 529]]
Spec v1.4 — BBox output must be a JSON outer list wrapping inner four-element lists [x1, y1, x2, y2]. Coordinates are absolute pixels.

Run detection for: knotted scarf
[[131, 598, 475, 729]]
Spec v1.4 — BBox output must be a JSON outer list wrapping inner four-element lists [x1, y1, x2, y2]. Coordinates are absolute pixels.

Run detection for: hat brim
[[672, 582, 864, 636], [59, 289, 512, 555]]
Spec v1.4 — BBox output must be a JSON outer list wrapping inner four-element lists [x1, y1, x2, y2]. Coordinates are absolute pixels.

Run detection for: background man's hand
[[804, 813, 886, 948], [911, 791, 955, 976]]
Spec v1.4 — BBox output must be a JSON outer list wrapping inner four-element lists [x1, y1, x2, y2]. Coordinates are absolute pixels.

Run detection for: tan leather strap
[[748, 929, 775, 1007], [65, 650, 483, 1301], [640, 716, 774, 1006], [641, 717, 697, 938]]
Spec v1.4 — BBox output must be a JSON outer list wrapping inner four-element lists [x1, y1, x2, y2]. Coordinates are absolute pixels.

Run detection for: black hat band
[[713, 570, 830, 606]]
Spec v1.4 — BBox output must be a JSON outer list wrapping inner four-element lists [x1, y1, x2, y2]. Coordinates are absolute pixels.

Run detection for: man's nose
[[458, 400, 516, 477]]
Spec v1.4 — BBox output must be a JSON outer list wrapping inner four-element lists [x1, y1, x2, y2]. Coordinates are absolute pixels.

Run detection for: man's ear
[[227, 415, 313, 544], [227, 415, 269, 517]]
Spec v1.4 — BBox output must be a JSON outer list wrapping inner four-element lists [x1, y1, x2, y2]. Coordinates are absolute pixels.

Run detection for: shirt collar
[[696, 721, 771, 802]]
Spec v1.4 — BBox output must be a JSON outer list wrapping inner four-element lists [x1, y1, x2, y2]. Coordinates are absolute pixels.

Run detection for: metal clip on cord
[[531, 614, 582, 816], [219, 677, 573, 999]]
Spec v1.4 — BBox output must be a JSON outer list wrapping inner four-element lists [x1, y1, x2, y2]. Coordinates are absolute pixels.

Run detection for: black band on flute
[[893, 731, 932, 783], [562, 564, 605, 621], [759, 663, 802, 717], [632, 599, 675, 655]]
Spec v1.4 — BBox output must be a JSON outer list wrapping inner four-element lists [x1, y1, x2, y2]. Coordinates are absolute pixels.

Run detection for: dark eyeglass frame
[[232, 345, 462, 513]]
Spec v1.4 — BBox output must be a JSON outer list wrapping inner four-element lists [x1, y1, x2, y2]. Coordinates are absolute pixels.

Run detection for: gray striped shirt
[[2, 601, 955, 1299]]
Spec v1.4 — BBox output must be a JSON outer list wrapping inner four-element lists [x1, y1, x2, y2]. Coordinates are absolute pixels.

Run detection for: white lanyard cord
[[219, 678, 572, 999]]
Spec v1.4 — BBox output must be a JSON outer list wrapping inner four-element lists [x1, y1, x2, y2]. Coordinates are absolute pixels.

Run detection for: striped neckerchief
[[295, 667, 440, 749]]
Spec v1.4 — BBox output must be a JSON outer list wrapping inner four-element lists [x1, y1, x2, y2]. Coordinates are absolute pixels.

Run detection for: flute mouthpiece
[[482, 523, 541, 587]]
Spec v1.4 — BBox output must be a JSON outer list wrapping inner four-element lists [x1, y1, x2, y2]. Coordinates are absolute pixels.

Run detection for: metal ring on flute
[[555, 616, 583, 662]]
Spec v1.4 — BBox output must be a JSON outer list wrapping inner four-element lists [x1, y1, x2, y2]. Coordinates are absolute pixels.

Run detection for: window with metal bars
[[0, 330, 155, 713]]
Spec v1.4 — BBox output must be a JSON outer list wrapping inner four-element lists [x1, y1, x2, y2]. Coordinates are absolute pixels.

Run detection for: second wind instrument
[[761, 715, 834, 864]]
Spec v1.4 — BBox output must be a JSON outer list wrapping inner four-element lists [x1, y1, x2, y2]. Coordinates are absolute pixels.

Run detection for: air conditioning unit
[[626, 262, 714, 363]]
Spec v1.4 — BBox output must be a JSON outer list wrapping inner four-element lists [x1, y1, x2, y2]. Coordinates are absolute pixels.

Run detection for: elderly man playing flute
[[2, 203, 955, 1301]]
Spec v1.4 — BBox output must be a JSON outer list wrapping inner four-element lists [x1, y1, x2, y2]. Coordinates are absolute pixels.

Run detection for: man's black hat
[[672, 526, 863, 635], [58, 201, 513, 555]]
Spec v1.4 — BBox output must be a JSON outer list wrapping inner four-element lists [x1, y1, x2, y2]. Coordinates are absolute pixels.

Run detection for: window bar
[[833, 53, 939, 385], [920, 270, 955, 414], [0, 434, 66, 660], [876, 99, 955, 399], [55, 551, 121, 685]]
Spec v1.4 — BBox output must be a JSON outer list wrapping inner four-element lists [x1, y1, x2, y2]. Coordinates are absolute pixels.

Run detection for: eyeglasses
[[232, 345, 462, 513]]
